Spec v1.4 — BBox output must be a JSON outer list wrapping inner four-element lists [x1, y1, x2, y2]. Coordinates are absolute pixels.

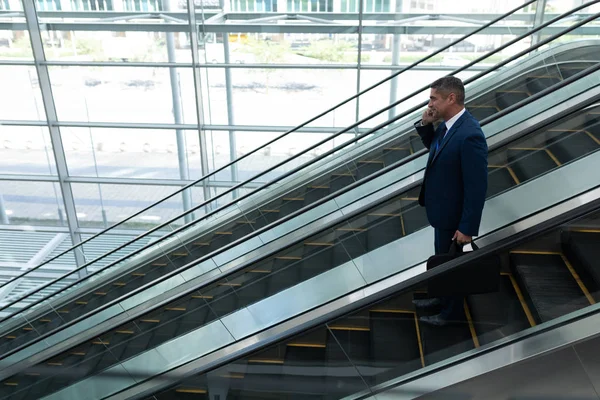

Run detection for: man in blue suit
[[412, 76, 488, 326]]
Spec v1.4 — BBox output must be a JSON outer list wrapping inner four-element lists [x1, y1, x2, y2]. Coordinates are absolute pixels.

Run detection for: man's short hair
[[430, 76, 465, 105]]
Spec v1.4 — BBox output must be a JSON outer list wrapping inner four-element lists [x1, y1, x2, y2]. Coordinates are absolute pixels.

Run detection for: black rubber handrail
[[0, 0, 538, 290], [3, 41, 599, 370], [0, 0, 593, 329]]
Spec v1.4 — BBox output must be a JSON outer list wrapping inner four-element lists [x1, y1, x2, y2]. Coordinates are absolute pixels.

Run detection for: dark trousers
[[434, 228, 464, 320]]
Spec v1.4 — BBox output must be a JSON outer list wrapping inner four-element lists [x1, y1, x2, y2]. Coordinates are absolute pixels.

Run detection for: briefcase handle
[[449, 238, 480, 254]]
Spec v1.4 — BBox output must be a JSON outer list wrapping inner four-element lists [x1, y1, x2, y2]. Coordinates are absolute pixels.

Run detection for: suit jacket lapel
[[431, 112, 468, 164]]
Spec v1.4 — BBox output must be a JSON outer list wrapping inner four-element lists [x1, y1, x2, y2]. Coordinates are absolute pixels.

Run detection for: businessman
[[412, 76, 488, 326]]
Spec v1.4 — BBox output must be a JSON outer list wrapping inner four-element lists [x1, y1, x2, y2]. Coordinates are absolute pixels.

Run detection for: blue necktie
[[435, 124, 448, 155]]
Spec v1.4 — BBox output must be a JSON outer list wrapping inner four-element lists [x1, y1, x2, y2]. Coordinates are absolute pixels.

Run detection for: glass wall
[[1, 0, 598, 245]]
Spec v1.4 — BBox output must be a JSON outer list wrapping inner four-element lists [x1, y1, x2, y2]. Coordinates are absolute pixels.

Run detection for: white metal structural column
[[22, 0, 87, 275], [531, 0, 548, 46], [187, 0, 213, 213], [388, 0, 403, 121]]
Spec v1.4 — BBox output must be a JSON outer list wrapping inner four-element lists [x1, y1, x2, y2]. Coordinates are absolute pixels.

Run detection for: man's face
[[428, 88, 454, 120]]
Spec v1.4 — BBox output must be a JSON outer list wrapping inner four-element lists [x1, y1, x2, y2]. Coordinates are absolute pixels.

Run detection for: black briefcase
[[427, 240, 501, 297]]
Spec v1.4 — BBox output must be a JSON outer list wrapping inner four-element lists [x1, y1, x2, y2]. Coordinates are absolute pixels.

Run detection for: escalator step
[[356, 160, 384, 180], [409, 135, 425, 153], [304, 186, 330, 206], [382, 147, 412, 167], [487, 166, 518, 197], [279, 197, 305, 218], [329, 173, 355, 194], [495, 91, 529, 110], [400, 197, 428, 236], [561, 231, 600, 302], [301, 244, 334, 281], [366, 213, 404, 251], [525, 76, 561, 94], [506, 148, 558, 183], [510, 253, 591, 323], [559, 65, 588, 79], [467, 274, 531, 347], [545, 130, 599, 164], [414, 294, 474, 366], [468, 106, 497, 122]]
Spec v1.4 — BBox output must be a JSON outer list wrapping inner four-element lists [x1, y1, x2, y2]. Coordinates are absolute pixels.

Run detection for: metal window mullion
[[531, 0, 548, 46], [389, 0, 403, 120], [187, 0, 212, 211], [355, 0, 365, 128], [22, 0, 87, 276]]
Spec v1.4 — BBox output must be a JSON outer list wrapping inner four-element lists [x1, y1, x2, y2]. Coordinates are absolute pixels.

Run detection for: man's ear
[[447, 92, 456, 104]]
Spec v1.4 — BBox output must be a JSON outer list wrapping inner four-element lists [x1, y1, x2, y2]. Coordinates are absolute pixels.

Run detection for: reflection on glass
[[0, 181, 65, 227], [71, 183, 185, 229], [39, 30, 192, 63], [0, 67, 45, 121], [48, 66, 197, 124], [61, 127, 203, 180], [0, 126, 56, 175], [0, 30, 32, 60]]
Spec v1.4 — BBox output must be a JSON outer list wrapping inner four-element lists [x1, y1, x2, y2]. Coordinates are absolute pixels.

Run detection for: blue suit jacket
[[415, 110, 488, 236]]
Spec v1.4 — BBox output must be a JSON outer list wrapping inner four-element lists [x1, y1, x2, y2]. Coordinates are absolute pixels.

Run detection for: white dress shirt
[[442, 107, 466, 139]]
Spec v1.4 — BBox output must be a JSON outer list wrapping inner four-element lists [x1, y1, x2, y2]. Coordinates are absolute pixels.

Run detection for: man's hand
[[453, 230, 472, 246], [421, 108, 437, 125]]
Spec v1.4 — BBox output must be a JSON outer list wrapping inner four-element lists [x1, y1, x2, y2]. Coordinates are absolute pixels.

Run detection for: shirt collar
[[444, 107, 466, 134]]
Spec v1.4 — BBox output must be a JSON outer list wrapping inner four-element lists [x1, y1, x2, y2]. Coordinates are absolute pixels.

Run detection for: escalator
[[140, 194, 600, 400], [1, 96, 599, 400], [0, 40, 598, 366]]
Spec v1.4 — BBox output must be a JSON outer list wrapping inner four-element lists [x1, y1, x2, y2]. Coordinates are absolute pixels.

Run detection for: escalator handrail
[[3, 56, 599, 368], [0, 0, 540, 291], [0, 1, 591, 324]]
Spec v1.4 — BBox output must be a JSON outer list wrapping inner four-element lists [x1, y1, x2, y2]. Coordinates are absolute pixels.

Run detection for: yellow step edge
[[152, 263, 167, 267], [193, 242, 210, 246], [304, 242, 334, 246], [94, 292, 107, 296], [510, 250, 561, 255], [561, 254, 595, 305], [58, 310, 69, 314], [3, 382, 18, 386], [23, 327, 33, 331], [75, 301, 88, 305], [508, 147, 541, 151], [47, 362, 63, 366], [276, 256, 302, 260], [507, 166, 521, 185], [370, 309, 415, 314], [215, 232, 232, 235], [400, 213, 406, 237], [400, 197, 418, 201], [92, 340, 109, 345], [40, 319, 51, 323], [287, 343, 326, 348], [413, 313, 426, 368], [131, 273, 145, 277], [503, 273, 537, 327], [5, 336, 16, 339], [165, 307, 186, 311], [384, 147, 409, 151], [191, 295, 214, 299], [112, 283, 126, 287], [219, 374, 244, 379], [282, 197, 304, 201], [116, 330, 135, 334], [309, 185, 330, 189], [140, 319, 160, 323], [583, 130, 600, 146], [175, 389, 208, 394], [70, 352, 86, 356], [218, 283, 242, 287], [544, 149, 562, 167], [329, 326, 370, 332], [464, 300, 480, 348], [260, 209, 279, 213], [172, 253, 188, 257], [571, 229, 600, 233]]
